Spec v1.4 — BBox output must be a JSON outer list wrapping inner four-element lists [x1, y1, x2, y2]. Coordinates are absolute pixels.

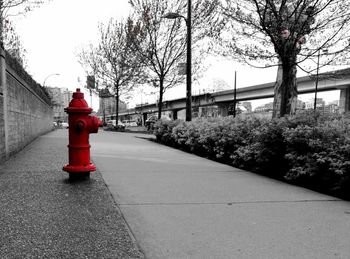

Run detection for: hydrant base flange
[[63, 163, 96, 173]]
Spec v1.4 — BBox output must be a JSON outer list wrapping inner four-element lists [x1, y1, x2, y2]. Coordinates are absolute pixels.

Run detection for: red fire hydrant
[[63, 88, 102, 179]]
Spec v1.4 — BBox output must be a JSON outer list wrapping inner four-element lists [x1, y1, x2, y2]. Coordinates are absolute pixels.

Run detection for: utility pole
[[233, 71, 237, 117], [185, 0, 192, 121], [314, 50, 320, 111]]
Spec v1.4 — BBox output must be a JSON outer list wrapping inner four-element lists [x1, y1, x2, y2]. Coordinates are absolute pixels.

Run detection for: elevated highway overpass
[[119, 68, 350, 119]]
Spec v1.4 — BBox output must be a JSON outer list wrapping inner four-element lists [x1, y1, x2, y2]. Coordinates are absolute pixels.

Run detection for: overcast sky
[[12, 0, 340, 111], [13, 0, 131, 110]]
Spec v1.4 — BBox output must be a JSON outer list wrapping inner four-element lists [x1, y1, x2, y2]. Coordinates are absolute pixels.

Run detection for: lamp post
[[162, 0, 192, 121], [43, 73, 60, 87]]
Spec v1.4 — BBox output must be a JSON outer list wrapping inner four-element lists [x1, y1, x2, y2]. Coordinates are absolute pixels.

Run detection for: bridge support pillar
[[142, 113, 147, 126], [218, 102, 230, 117], [172, 110, 178, 120], [339, 87, 350, 114]]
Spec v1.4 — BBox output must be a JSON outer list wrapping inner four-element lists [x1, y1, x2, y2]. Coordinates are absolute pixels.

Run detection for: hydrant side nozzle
[[89, 116, 102, 134]]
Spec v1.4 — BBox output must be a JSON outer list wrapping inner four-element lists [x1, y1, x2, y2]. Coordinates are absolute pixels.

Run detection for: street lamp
[[43, 73, 60, 87], [162, 0, 192, 121]]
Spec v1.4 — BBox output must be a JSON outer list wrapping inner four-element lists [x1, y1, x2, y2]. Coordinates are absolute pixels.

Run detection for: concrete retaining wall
[[0, 95, 5, 162], [0, 48, 53, 163]]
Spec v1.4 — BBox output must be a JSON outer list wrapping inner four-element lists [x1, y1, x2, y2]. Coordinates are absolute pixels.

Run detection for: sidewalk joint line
[[118, 199, 340, 206]]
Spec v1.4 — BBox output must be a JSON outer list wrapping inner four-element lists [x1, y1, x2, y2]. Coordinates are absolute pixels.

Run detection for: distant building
[[305, 98, 325, 110], [322, 100, 339, 114], [228, 102, 252, 114], [324, 103, 339, 114], [296, 99, 305, 110], [328, 100, 339, 106], [254, 99, 304, 113], [194, 105, 219, 118], [241, 102, 252, 113], [254, 102, 273, 112], [46, 87, 72, 123]]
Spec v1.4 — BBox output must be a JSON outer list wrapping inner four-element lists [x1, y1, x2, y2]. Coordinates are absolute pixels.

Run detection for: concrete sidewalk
[[90, 131, 350, 259], [2, 128, 350, 259], [0, 129, 144, 259]]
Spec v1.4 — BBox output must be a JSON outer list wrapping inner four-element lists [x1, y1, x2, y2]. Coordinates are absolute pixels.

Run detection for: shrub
[[232, 118, 289, 178], [154, 119, 180, 146], [283, 117, 350, 197], [153, 113, 350, 199]]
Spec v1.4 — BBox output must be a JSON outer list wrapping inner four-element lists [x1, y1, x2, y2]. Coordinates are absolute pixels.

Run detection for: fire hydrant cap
[[65, 88, 92, 114], [73, 88, 84, 99]]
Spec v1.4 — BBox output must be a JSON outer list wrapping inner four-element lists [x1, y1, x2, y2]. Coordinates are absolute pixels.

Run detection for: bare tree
[[0, 0, 47, 43], [78, 18, 143, 123], [3, 19, 26, 65], [0, 0, 49, 63], [217, 0, 350, 117], [128, 0, 219, 119]]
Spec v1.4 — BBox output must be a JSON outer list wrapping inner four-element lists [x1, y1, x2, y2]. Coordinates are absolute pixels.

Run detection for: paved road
[[91, 130, 350, 259]]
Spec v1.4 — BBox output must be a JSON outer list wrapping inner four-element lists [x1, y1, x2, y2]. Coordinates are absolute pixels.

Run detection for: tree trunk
[[272, 59, 283, 118], [115, 84, 119, 123], [102, 99, 106, 125], [0, 1, 3, 48], [272, 58, 298, 118], [157, 78, 164, 120]]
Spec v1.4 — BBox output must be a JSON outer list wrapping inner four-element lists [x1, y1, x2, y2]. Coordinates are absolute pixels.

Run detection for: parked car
[[145, 116, 157, 131], [122, 120, 138, 127], [61, 122, 69, 128], [106, 120, 125, 130], [145, 116, 172, 131]]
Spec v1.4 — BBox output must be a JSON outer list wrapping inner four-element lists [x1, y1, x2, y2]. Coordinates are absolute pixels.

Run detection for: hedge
[[153, 111, 350, 200]]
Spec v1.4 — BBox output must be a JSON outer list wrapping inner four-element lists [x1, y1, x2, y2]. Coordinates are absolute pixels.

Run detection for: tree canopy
[[0, 0, 50, 64], [217, 0, 350, 117], [78, 17, 143, 121], [128, 0, 219, 119]]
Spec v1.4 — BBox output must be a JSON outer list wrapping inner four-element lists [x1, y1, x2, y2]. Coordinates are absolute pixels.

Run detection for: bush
[[232, 118, 289, 178], [283, 117, 350, 197], [153, 113, 350, 199], [154, 119, 180, 146]]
